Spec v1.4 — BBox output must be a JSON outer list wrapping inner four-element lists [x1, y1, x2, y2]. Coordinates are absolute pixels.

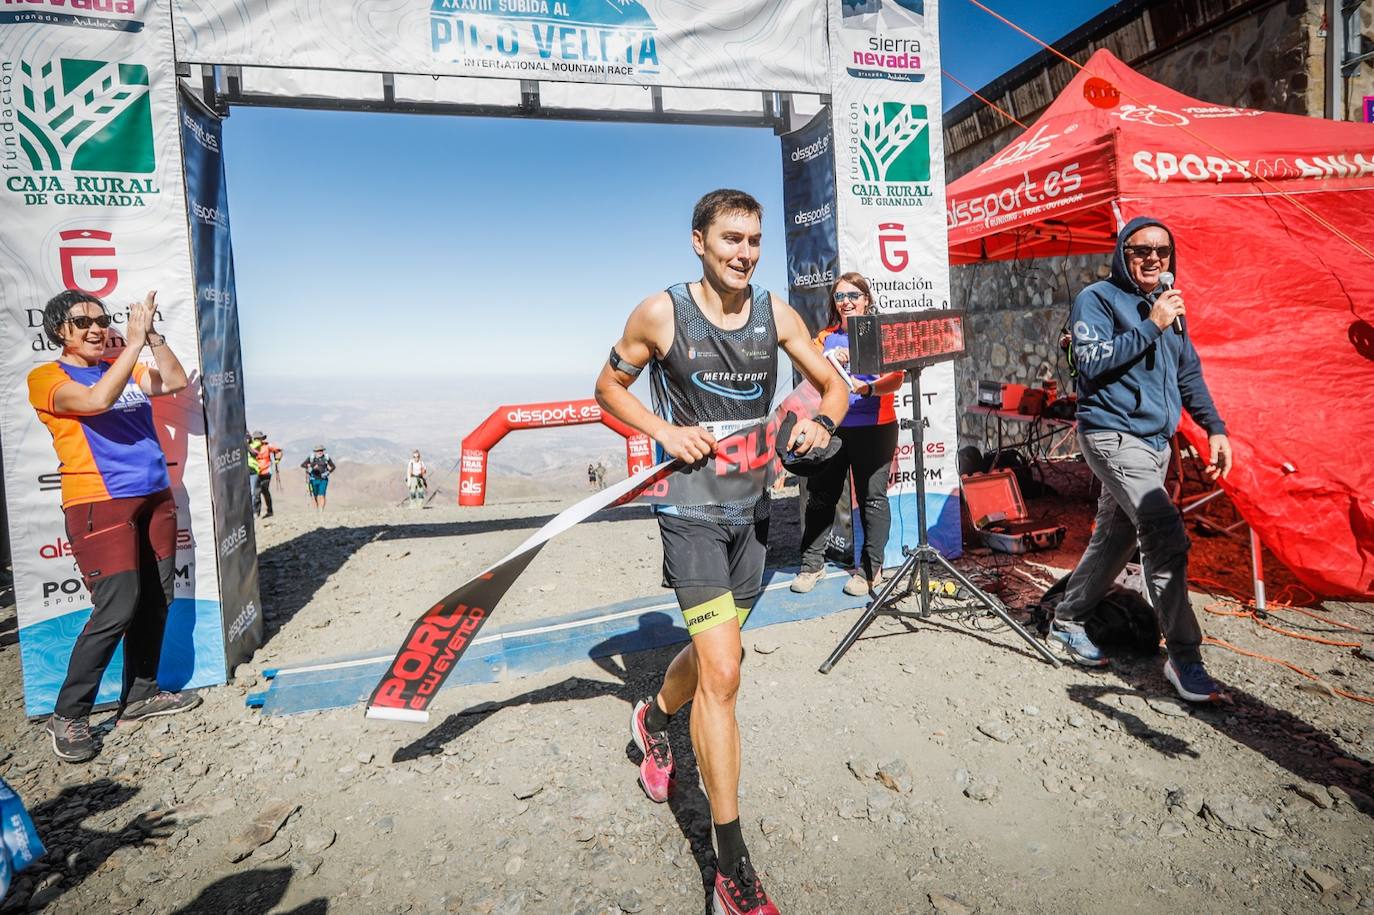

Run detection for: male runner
[[595, 188, 849, 914]]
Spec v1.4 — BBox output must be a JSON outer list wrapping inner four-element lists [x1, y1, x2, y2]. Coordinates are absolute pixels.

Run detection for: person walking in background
[[1051, 217, 1232, 704], [405, 450, 428, 508], [27, 289, 202, 763], [301, 445, 336, 513], [594, 460, 607, 490], [587, 463, 598, 490], [247, 430, 281, 519], [792, 272, 906, 598]]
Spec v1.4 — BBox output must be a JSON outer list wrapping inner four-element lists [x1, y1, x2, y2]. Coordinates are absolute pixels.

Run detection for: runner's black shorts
[[656, 512, 769, 603]]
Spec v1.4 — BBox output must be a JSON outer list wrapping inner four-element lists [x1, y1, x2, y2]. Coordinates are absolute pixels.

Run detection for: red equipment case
[[961, 469, 1066, 554]]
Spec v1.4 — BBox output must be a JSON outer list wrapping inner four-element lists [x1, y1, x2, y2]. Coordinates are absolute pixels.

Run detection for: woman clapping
[[28, 290, 200, 763]]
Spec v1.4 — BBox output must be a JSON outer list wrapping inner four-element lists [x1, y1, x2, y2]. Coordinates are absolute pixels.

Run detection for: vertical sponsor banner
[[781, 108, 851, 561], [0, 2, 227, 716], [180, 90, 262, 667], [827, 0, 960, 562], [780, 108, 839, 335]]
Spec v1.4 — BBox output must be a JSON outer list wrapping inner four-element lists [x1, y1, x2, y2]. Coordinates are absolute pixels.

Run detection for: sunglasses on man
[[66, 314, 112, 330], [833, 291, 865, 303], [1124, 245, 1172, 260]]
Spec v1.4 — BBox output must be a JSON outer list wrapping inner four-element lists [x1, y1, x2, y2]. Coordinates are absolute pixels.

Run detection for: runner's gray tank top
[[650, 283, 778, 525]]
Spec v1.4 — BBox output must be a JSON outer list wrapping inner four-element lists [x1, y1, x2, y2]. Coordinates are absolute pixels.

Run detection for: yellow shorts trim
[[682, 592, 742, 637]]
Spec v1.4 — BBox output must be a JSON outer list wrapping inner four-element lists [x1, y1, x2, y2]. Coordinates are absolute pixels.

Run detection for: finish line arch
[[459, 400, 652, 506], [0, 1, 957, 714]]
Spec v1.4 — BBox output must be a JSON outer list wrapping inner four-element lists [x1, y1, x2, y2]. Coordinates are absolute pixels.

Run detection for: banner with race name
[[368, 383, 822, 721], [179, 90, 263, 669], [0, 2, 228, 716], [826, 0, 960, 562], [172, 0, 828, 93]]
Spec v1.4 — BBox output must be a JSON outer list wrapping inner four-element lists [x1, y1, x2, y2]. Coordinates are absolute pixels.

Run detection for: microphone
[[1158, 271, 1183, 335]]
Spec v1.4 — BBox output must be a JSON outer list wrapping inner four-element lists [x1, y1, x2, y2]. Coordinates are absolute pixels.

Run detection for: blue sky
[[225, 0, 1117, 386]]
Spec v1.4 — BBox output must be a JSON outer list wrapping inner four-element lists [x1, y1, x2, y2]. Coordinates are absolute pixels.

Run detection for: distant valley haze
[[243, 371, 645, 479]]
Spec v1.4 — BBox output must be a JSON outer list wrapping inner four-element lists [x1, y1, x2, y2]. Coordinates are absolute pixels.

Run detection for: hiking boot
[[1164, 657, 1219, 703], [789, 570, 823, 594], [629, 698, 674, 803], [842, 574, 869, 597], [46, 714, 97, 763], [118, 690, 203, 724], [713, 857, 780, 915], [1048, 620, 1109, 668]]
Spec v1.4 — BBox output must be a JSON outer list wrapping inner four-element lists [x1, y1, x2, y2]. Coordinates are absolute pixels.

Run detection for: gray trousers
[[1054, 429, 1203, 664]]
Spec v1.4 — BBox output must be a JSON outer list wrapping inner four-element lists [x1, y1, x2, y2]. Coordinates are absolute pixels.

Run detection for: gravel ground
[[1, 472, 1372, 914]]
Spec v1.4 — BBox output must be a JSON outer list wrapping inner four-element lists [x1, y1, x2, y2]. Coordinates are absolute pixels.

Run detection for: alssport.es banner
[[0, 1, 228, 716], [172, 0, 828, 93], [179, 90, 263, 669], [826, 0, 960, 563], [367, 384, 822, 721], [781, 107, 840, 336]]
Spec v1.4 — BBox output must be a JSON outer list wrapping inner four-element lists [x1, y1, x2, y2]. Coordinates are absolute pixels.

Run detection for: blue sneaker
[[1164, 657, 1219, 703], [1048, 620, 1109, 667]]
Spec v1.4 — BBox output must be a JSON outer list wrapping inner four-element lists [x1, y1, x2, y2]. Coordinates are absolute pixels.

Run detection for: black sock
[[644, 696, 671, 733], [714, 818, 748, 877]]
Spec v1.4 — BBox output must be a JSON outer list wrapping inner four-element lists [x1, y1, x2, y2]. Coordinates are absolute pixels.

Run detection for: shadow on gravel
[[1069, 661, 1374, 817], [862, 610, 1057, 666], [23, 778, 175, 908], [1065, 683, 1201, 761], [171, 866, 327, 914], [390, 612, 719, 913], [254, 505, 654, 652], [0, 612, 16, 648]]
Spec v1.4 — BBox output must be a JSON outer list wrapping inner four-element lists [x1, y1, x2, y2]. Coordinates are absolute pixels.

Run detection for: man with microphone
[[1050, 217, 1232, 703]]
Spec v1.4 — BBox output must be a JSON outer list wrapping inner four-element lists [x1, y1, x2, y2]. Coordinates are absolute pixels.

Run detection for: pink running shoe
[[713, 858, 780, 914], [629, 697, 675, 803]]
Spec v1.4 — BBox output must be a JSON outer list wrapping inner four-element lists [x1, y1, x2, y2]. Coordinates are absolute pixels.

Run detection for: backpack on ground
[[1033, 573, 1161, 656]]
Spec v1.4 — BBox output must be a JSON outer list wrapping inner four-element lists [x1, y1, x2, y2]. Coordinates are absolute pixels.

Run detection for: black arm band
[[609, 347, 645, 378]]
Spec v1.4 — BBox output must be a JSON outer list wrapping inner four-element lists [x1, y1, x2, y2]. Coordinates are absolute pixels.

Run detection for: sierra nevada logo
[[431, 0, 659, 79], [841, 0, 924, 24], [847, 35, 923, 83], [0, 0, 143, 33], [4, 58, 160, 209], [848, 102, 932, 208]]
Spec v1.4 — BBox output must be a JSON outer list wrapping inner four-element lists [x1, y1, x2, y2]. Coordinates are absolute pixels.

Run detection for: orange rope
[[962, 0, 1374, 265], [1194, 576, 1366, 647], [1203, 635, 1374, 704], [1180, 578, 1374, 702], [943, 69, 1028, 128]]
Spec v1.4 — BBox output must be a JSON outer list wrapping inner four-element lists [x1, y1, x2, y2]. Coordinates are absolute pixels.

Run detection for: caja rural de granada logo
[[430, 0, 659, 79], [848, 101, 932, 207], [3, 57, 160, 208]]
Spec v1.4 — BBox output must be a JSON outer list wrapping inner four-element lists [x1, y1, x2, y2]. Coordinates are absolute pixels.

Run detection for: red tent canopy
[[947, 49, 1374, 597]]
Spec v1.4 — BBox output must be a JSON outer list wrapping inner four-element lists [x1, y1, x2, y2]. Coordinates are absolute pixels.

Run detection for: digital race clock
[[846, 309, 966, 374]]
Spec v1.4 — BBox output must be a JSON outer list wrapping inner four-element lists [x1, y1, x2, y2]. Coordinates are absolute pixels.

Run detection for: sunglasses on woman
[[833, 291, 865, 303], [66, 314, 112, 330]]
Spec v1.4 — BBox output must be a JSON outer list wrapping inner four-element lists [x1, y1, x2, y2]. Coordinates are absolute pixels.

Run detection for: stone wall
[[942, 0, 1374, 452]]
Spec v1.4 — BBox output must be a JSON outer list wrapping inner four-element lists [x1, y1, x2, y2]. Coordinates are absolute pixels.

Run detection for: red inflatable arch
[[458, 399, 653, 506]]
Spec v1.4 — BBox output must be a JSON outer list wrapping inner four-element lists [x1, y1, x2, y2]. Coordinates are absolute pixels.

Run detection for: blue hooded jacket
[[1070, 216, 1226, 449]]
